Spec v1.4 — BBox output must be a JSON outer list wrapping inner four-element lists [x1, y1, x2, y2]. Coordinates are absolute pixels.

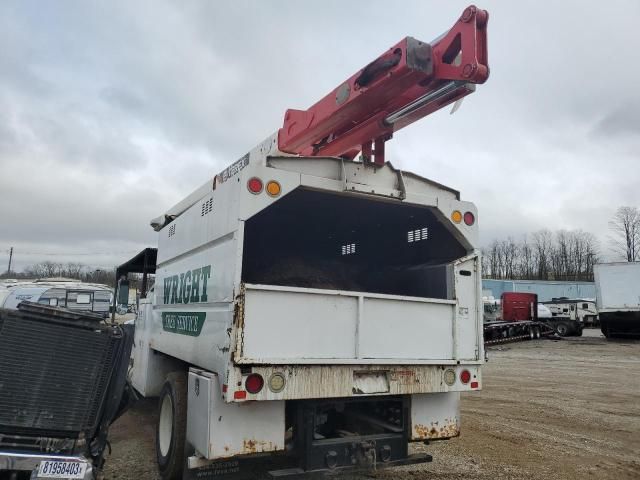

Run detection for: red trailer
[[501, 292, 537, 322], [483, 292, 543, 344]]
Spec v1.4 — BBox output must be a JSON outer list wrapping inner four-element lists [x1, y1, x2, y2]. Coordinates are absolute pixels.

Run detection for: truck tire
[[555, 322, 570, 337], [156, 372, 188, 480]]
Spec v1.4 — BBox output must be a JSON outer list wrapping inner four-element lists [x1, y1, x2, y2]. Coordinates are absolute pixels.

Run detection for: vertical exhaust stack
[[278, 5, 489, 165]]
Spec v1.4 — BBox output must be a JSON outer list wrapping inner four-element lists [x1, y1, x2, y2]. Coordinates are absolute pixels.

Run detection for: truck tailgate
[[236, 284, 463, 364]]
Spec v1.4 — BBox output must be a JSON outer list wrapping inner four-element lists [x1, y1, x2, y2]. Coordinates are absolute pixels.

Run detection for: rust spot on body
[[413, 418, 459, 440], [242, 438, 276, 455]]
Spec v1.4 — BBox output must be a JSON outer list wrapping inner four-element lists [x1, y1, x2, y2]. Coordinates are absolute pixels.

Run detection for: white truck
[[594, 262, 640, 338], [129, 6, 490, 477]]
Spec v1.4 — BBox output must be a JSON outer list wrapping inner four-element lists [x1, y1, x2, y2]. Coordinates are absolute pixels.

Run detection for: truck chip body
[[131, 135, 484, 474]]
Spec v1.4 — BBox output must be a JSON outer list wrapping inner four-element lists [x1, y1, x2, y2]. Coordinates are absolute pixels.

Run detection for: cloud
[[1, 0, 639, 271]]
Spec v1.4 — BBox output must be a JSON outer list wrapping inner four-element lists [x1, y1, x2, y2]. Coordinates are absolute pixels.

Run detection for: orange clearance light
[[451, 210, 462, 224], [266, 180, 281, 197], [247, 177, 263, 194]]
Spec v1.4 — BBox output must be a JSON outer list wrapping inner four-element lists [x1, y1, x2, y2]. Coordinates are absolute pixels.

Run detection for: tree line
[[0, 261, 117, 287], [481, 229, 599, 281], [482, 206, 639, 281]]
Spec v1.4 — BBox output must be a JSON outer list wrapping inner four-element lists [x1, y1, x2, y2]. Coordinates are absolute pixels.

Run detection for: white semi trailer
[[130, 6, 490, 477], [594, 262, 640, 338]]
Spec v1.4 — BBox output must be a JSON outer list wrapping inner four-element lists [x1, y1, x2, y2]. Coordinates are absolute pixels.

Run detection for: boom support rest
[[278, 5, 489, 165]]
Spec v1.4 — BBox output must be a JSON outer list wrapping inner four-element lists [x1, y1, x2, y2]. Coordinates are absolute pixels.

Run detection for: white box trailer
[[594, 262, 640, 338], [131, 136, 483, 477]]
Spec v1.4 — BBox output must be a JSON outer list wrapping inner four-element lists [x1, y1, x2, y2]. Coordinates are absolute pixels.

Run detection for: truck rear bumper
[[226, 364, 481, 402], [0, 451, 93, 479]]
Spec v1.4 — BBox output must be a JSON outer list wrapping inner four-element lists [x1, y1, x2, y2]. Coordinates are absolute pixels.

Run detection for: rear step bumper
[[290, 396, 414, 472]]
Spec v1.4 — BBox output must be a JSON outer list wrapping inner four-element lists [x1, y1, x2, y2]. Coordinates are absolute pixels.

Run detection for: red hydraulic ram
[[278, 5, 489, 165]]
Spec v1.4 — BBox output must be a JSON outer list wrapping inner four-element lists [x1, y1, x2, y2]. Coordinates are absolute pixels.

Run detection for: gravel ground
[[103, 329, 640, 479]]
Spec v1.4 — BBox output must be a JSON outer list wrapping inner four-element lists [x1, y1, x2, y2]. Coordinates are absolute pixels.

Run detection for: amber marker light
[[266, 180, 282, 197]]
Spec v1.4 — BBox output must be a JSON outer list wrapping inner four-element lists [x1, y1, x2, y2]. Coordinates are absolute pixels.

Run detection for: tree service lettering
[[163, 265, 211, 304]]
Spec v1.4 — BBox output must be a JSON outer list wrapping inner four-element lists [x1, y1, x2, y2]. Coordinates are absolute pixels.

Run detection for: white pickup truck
[[130, 134, 484, 478]]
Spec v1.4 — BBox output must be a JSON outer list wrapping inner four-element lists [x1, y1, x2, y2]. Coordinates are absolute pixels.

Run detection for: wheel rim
[[159, 394, 173, 457], [557, 325, 567, 336]]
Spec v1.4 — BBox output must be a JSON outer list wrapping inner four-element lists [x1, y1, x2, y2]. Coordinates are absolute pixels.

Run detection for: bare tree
[[519, 235, 534, 279], [609, 206, 640, 262], [64, 262, 85, 279], [532, 230, 553, 280], [483, 229, 600, 281]]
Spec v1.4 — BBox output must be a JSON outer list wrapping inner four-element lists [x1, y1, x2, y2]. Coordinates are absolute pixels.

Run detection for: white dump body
[[132, 135, 483, 459], [137, 134, 482, 394], [595, 262, 640, 312]]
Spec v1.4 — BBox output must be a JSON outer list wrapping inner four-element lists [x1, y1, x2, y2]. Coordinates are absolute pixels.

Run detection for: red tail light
[[463, 211, 475, 226], [460, 369, 471, 384], [247, 177, 263, 194], [245, 373, 264, 394]]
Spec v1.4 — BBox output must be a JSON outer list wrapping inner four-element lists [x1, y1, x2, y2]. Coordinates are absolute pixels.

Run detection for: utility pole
[[7, 247, 13, 274]]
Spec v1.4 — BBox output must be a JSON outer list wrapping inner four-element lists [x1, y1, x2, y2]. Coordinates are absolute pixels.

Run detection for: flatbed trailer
[[484, 320, 544, 344]]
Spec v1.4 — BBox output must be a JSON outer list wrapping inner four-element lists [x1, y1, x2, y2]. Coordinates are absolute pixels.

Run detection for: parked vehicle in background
[[537, 303, 552, 319], [0, 302, 134, 479], [594, 262, 640, 338], [0, 278, 112, 318], [484, 292, 582, 341], [483, 293, 542, 343], [482, 297, 551, 322], [542, 298, 598, 326], [501, 292, 537, 322]]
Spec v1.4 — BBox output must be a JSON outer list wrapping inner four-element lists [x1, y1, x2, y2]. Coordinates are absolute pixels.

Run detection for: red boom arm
[[278, 5, 489, 165]]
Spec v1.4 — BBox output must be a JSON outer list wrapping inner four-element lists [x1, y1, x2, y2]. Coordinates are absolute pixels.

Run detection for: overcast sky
[[1, 0, 639, 272]]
